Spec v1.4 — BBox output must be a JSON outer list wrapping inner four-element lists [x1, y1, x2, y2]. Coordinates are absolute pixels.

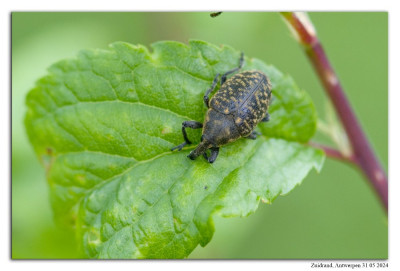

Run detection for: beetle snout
[[187, 141, 210, 161]]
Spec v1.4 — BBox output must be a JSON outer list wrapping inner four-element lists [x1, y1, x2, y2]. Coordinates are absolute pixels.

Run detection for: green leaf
[[25, 40, 324, 259]]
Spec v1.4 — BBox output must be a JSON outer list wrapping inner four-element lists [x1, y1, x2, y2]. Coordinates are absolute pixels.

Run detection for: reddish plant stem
[[309, 142, 358, 164], [281, 12, 388, 212]]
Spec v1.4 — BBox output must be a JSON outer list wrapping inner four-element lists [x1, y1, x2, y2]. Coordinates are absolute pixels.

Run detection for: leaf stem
[[281, 12, 388, 212], [308, 142, 357, 164]]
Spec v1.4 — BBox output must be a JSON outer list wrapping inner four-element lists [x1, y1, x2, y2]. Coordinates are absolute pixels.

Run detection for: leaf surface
[[25, 40, 324, 258]]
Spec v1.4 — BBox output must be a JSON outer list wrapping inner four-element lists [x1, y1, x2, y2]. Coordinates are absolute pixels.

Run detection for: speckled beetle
[[171, 53, 272, 163]]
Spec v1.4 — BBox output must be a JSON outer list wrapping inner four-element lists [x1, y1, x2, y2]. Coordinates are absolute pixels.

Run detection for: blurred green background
[[12, 12, 388, 259]]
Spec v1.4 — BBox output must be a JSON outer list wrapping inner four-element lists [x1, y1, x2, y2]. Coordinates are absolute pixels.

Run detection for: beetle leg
[[261, 112, 270, 122], [171, 121, 203, 151], [245, 131, 261, 140], [204, 73, 220, 108], [171, 142, 188, 152], [207, 147, 220, 163], [221, 52, 244, 85]]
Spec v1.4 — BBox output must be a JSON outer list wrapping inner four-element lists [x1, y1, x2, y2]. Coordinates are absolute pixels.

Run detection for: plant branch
[[309, 142, 357, 164], [281, 12, 388, 212]]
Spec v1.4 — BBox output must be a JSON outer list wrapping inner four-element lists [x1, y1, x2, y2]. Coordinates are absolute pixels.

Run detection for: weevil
[[171, 52, 272, 163]]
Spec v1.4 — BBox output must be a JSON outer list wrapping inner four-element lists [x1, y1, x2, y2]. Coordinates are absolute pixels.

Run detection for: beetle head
[[187, 139, 212, 160]]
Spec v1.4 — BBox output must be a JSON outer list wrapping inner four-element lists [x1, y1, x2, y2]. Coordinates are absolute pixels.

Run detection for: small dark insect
[[210, 12, 222, 18], [171, 52, 272, 163]]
